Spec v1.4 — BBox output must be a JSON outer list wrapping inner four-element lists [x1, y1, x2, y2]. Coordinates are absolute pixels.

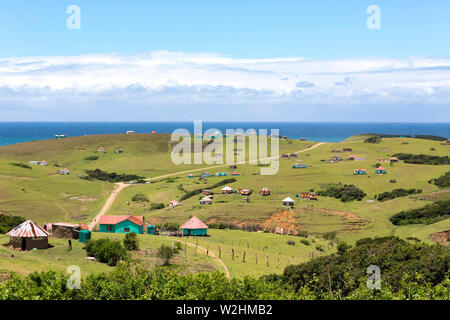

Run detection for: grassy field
[[0, 133, 449, 278], [0, 232, 216, 277]]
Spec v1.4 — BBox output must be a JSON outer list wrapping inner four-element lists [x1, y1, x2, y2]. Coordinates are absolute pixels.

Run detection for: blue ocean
[[0, 122, 449, 146]]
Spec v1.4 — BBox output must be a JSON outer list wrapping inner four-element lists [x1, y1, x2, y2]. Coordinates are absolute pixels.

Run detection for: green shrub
[[123, 232, 139, 251], [157, 244, 175, 265], [392, 153, 450, 165], [376, 188, 422, 201], [131, 194, 149, 202], [84, 169, 145, 182], [149, 203, 165, 210], [429, 171, 450, 188], [317, 184, 366, 202], [390, 199, 450, 225], [300, 239, 310, 246], [84, 156, 99, 161], [0, 214, 26, 234], [85, 238, 128, 266], [10, 162, 32, 169]]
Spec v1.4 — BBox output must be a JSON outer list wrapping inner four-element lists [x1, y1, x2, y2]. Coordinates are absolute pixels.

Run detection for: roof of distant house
[[180, 216, 209, 230], [7, 220, 50, 238], [99, 215, 144, 226]]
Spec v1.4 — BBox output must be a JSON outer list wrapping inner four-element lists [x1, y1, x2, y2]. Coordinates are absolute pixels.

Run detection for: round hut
[[259, 187, 271, 196], [7, 220, 50, 250]]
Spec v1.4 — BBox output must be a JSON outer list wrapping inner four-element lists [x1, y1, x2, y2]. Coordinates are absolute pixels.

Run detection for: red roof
[[99, 215, 144, 226], [7, 220, 50, 238], [180, 216, 208, 230], [377, 167, 386, 170]]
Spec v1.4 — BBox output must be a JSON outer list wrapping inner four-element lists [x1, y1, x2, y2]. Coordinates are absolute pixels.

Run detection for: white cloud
[[0, 51, 449, 120]]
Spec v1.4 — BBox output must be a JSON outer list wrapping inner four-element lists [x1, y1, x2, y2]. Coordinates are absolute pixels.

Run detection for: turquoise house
[[99, 215, 144, 234], [180, 216, 208, 236], [353, 169, 367, 175], [376, 167, 387, 174], [215, 172, 228, 176], [293, 164, 308, 169]]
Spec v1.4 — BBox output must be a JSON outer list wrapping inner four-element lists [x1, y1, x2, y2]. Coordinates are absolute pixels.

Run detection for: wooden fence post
[[243, 251, 246, 263], [219, 246, 221, 259], [232, 248, 234, 261], [266, 254, 269, 267]]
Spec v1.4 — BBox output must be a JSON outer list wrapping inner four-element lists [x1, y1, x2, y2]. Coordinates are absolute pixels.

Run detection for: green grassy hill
[[0, 133, 449, 278]]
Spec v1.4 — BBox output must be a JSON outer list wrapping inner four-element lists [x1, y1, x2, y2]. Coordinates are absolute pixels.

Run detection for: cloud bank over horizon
[[0, 51, 449, 121]]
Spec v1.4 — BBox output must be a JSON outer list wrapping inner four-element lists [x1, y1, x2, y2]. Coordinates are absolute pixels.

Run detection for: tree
[[123, 232, 139, 251], [157, 244, 175, 266]]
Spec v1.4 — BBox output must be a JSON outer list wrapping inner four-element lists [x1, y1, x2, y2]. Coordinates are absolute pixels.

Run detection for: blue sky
[[1, 0, 449, 58], [0, 1, 449, 121]]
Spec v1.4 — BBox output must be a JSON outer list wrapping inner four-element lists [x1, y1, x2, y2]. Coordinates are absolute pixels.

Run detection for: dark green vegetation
[[376, 188, 422, 202], [390, 200, 450, 225], [85, 238, 129, 266], [10, 162, 32, 169], [393, 153, 450, 165], [364, 136, 382, 144], [131, 193, 149, 202], [317, 184, 366, 202], [429, 171, 450, 189], [0, 214, 25, 234], [1, 237, 449, 300], [179, 178, 237, 201], [123, 232, 139, 251], [356, 133, 447, 141], [84, 155, 99, 161], [278, 237, 450, 298], [157, 243, 179, 266], [84, 169, 145, 182]]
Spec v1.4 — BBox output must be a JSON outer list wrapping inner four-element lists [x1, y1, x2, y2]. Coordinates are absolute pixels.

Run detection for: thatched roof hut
[[7, 220, 49, 250]]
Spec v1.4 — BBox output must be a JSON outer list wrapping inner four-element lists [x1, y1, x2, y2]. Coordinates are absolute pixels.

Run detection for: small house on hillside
[[200, 196, 213, 205], [99, 215, 144, 234], [376, 167, 387, 174], [348, 155, 366, 161], [343, 148, 352, 152], [300, 192, 318, 200], [55, 134, 66, 139], [98, 147, 105, 152], [186, 174, 195, 178], [282, 197, 295, 206], [293, 163, 308, 169], [180, 216, 208, 236], [126, 131, 134, 134], [29, 161, 40, 165], [40, 161, 48, 166], [222, 186, 234, 194], [231, 171, 240, 176], [290, 152, 298, 158], [169, 200, 181, 208], [353, 169, 367, 175], [52, 222, 81, 239], [229, 165, 237, 169], [201, 172, 211, 178], [202, 189, 213, 196], [238, 189, 252, 196], [114, 147, 124, 154], [215, 172, 228, 176], [390, 157, 399, 163], [259, 187, 271, 196], [57, 168, 70, 175], [7, 220, 50, 250], [281, 154, 289, 158], [300, 137, 307, 141], [446, 139, 450, 145]]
